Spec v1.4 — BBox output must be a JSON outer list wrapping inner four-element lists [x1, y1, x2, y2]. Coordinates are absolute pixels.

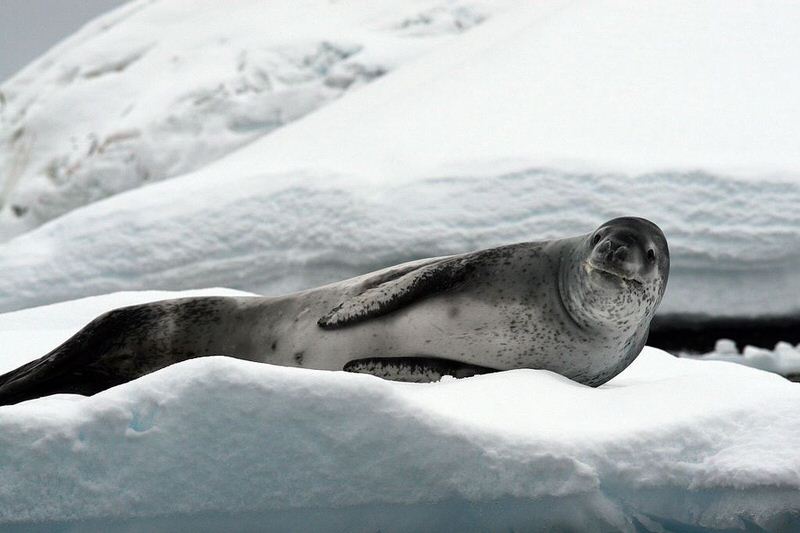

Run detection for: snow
[[1, 1, 799, 317], [205, 0, 800, 182], [688, 339, 800, 378], [0, 0, 519, 239], [0, 167, 798, 318], [2, 3, 798, 529], [0, 290, 798, 531]]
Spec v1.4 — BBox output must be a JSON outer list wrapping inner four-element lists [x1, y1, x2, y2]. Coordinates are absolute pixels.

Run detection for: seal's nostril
[[614, 246, 628, 262]]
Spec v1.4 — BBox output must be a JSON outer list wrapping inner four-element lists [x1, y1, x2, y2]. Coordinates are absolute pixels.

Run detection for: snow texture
[[0, 1, 799, 318], [0, 0, 518, 239], [0, 290, 799, 531], [0, 167, 798, 318]]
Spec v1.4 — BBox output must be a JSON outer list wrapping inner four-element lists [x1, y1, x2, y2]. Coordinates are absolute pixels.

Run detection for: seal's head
[[585, 217, 669, 289], [562, 217, 669, 330]]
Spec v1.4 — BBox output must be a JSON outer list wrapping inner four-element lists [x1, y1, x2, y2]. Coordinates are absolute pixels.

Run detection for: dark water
[[3, 495, 798, 533], [648, 314, 800, 355]]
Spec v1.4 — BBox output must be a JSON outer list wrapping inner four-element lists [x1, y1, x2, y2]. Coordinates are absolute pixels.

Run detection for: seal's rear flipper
[[0, 343, 126, 406], [0, 306, 155, 406], [0, 357, 121, 406], [318, 255, 476, 329]]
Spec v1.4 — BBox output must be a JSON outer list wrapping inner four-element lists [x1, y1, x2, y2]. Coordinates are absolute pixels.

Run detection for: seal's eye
[[591, 234, 601, 246], [647, 249, 656, 262]]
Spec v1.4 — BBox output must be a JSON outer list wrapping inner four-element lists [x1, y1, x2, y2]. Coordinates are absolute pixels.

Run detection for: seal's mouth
[[343, 356, 497, 382], [584, 261, 643, 286]]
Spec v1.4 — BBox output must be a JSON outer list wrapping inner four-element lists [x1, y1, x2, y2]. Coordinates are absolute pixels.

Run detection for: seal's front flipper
[[318, 255, 476, 329], [343, 356, 495, 382]]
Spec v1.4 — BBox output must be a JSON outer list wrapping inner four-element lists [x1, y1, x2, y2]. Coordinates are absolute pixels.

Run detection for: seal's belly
[[272, 287, 637, 386], [383, 293, 635, 384]]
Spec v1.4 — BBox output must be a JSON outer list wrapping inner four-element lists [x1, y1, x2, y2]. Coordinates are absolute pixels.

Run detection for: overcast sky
[[0, 0, 128, 83]]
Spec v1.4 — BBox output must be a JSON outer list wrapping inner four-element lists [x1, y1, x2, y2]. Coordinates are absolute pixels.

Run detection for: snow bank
[[0, 291, 798, 531], [0, 0, 518, 239], [0, 167, 798, 317], [1, 1, 799, 317], [688, 339, 800, 378]]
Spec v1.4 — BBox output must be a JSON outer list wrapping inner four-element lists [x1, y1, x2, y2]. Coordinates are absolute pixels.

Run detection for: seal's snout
[[597, 238, 629, 263], [588, 229, 651, 283], [612, 244, 628, 262]]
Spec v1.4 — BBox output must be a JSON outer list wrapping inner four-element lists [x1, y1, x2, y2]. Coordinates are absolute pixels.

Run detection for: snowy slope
[[0, 1, 799, 317], [0, 291, 798, 531], [204, 0, 800, 181], [0, 0, 519, 240]]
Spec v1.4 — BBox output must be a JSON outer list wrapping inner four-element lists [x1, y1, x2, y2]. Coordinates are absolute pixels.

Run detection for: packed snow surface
[[0, 1, 799, 317], [0, 0, 518, 238], [0, 290, 799, 531]]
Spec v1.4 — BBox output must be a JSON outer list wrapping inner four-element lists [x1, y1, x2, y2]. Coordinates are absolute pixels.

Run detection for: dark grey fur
[[0, 217, 669, 405]]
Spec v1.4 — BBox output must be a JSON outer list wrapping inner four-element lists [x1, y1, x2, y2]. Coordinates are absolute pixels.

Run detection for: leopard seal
[[0, 217, 668, 405]]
